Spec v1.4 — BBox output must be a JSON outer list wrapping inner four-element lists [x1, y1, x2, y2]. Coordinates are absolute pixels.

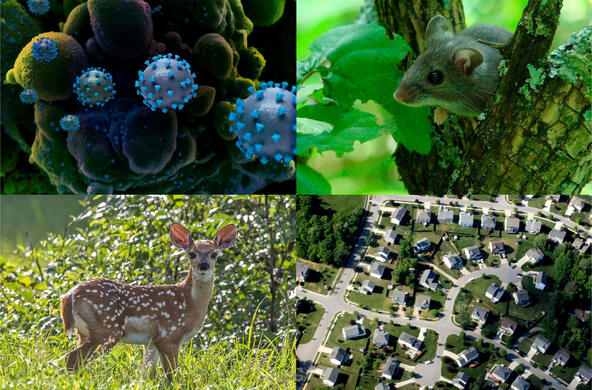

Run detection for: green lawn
[[528, 196, 547, 209], [300, 259, 340, 295], [463, 275, 507, 314], [441, 335, 507, 381], [469, 195, 497, 202], [357, 370, 414, 389], [417, 330, 438, 363], [297, 301, 325, 345], [551, 358, 583, 384], [517, 335, 535, 354], [317, 350, 363, 390], [319, 195, 366, 216], [527, 374, 545, 390], [326, 313, 371, 351]]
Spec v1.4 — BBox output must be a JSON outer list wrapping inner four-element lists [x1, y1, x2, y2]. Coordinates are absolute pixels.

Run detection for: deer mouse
[[394, 15, 512, 124]]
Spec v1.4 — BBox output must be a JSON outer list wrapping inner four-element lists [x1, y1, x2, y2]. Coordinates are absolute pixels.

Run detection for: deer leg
[[65, 340, 100, 371], [142, 344, 160, 380], [156, 343, 179, 381]]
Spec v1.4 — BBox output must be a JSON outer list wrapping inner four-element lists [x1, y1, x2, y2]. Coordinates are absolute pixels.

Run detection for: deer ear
[[215, 224, 237, 250], [170, 223, 191, 249], [453, 48, 484, 76], [425, 15, 449, 40]]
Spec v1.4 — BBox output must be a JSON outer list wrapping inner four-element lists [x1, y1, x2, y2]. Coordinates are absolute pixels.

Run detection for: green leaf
[[297, 164, 332, 194], [303, 23, 433, 154], [298, 104, 383, 156]]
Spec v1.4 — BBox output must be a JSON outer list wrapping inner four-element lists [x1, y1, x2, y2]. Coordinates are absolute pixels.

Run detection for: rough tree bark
[[375, 0, 591, 194]]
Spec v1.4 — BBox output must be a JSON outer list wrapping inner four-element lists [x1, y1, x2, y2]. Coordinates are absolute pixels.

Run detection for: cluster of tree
[[296, 196, 364, 266], [392, 237, 419, 285]]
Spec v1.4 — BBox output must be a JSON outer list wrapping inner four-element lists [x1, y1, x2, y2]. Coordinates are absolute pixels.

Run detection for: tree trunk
[[375, 0, 591, 194]]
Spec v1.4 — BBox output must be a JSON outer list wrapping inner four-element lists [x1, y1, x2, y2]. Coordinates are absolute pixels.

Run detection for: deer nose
[[198, 262, 209, 271], [394, 87, 408, 102]]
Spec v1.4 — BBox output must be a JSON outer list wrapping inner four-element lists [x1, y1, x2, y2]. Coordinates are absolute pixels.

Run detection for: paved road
[[297, 196, 575, 390]]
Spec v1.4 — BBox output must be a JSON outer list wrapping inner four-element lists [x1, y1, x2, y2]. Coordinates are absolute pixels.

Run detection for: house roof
[[398, 332, 422, 350], [370, 262, 386, 277], [482, 215, 496, 228], [505, 216, 520, 229], [391, 290, 408, 305], [438, 208, 454, 222], [492, 364, 512, 381], [490, 240, 504, 251], [457, 347, 479, 366], [362, 279, 376, 292], [392, 207, 407, 221], [381, 357, 399, 377], [443, 254, 462, 268], [417, 209, 431, 221], [415, 294, 431, 309], [458, 212, 474, 225], [373, 329, 390, 346], [486, 283, 500, 297], [525, 247, 544, 259], [385, 229, 400, 241], [464, 246, 481, 256], [535, 271, 546, 285], [375, 383, 391, 390], [570, 196, 587, 209], [572, 237, 585, 249], [419, 269, 439, 290], [549, 228, 566, 242], [415, 237, 431, 247], [472, 306, 489, 322], [296, 262, 309, 276], [330, 347, 346, 364], [532, 335, 551, 352], [454, 371, 470, 386], [553, 349, 570, 365], [514, 289, 530, 303], [323, 367, 339, 383], [343, 324, 365, 339], [511, 376, 530, 390], [501, 317, 517, 332], [576, 365, 592, 381], [525, 219, 542, 232], [377, 246, 390, 257]]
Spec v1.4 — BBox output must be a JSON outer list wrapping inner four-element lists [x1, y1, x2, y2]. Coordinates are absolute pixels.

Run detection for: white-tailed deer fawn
[[60, 223, 237, 378]]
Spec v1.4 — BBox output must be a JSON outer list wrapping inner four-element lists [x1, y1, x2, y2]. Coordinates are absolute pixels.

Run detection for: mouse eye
[[427, 70, 444, 85]]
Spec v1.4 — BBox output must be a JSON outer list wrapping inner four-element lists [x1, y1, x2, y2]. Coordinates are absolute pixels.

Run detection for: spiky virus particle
[[74, 67, 116, 107], [60, 114, 80, 132], [19, 88, 38, 104], [31, 36, 58, 63], [135, 53, 198, 113], [27, 0, 50, 15], [229, 81, 296, 165]]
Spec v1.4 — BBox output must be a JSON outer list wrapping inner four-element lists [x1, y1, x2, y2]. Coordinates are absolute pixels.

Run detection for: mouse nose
[[394, 88, 408, 103], [198, 262, 209, 271]]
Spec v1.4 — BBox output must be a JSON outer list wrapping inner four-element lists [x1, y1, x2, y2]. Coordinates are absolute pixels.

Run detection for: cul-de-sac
[[295, 195, 591, 390]]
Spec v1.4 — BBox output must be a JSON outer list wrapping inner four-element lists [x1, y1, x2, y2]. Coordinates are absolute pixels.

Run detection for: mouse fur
[[394, 15, 512, 119]]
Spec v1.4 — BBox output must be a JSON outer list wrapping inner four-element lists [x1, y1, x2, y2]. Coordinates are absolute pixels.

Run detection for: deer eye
[[210, 252, 218, 260], [427, 70, 444, 85], [189, 252, 196, 259]]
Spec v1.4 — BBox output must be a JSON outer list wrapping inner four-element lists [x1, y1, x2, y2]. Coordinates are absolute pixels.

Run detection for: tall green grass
[[0, 331, 296, 389]]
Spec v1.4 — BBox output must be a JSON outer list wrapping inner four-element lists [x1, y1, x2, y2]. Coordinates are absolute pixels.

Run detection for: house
[[523, 247, 544, 264], [330, 347, 347, 366], [485, 283, 505, 303], [513, 289, 530, 305], [384, 229, 401, 245], [530, 335, 551, 354], [391, 290, 408, 307], [534, 271, 547, 290], [296, 262, 309, 283], [572, 237, 590, 255], [510, 376, 530, 390], [413, 237, 431, 254], [489, 240, 505, 254], [552, 349, 570, 367], [419, 269, 440, 291], [370, 262, 386, 279], [569, 196, 587, 212], [373, 329, 391, 346], [342, 324, 365, 340], [548, 228, 566, 244], [443, 253, 463, 269], [505, 216, 520, 233], [500, 318, 518, 336], [463, 246, 482, 260], [453, 372, 470, 389], [575, 365, 592, 384], [525, 219, 542, 234], [381, 357, 400, 380], [438, 207, 454, 224], [458, 212, 474, 227], [398, 332, 422, 351], [471, 306, 489, 327], [375, 383, 391, 390], [481, 215, 496, 230], [417, 209, 432, 224], [456, 346, 479, 367], [322, 367, 340, 387], [391, 207, 408, 225], [361, 279, 376, 294], [415, 294, 431, 310], [491, 364, 513, 382], [376, 246, 391, 262]]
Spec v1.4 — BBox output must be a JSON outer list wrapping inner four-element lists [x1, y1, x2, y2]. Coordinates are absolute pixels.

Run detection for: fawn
[[60, 223, 237, 378]]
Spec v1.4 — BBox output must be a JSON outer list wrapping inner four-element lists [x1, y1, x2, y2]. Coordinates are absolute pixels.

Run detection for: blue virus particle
[[60, 114, 80, 132], [74, 67, 116, 107], [19, 88, 38, 104], [229, 81, 297, 165], [27, 0, 50, 15], [31, 36, 58, 62], [135, 53, 198, 113]]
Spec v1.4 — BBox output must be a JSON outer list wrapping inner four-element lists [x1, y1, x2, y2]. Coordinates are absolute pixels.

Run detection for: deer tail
[[61, 290, 75, 336]]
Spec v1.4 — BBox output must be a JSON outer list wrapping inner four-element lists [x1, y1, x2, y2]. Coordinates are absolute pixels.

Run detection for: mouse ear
[[453, 48, 484, 76], [425, 15, 449, 40]]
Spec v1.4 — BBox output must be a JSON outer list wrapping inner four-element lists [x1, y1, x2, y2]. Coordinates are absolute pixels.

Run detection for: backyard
[[297, 301, 325, 345], [300, 259, 341, 295]]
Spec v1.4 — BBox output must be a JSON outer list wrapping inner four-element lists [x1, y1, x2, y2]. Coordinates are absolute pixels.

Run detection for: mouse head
[[170, 223, 237, 281], [394, 15, 484, 111]]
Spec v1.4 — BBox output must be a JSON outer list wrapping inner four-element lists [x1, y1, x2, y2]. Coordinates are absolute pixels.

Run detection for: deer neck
[[182, 266, 214, 303]]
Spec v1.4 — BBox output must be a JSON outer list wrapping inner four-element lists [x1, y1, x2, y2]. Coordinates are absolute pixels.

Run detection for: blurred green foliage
[[297, 0, 592, 195]]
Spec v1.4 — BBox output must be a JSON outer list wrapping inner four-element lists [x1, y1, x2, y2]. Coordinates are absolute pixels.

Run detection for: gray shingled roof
[[505, 216, 520, 231], [532, 335, 551, 353], [443, 254, 462, 268], [525, 247, 544, 261], [511, 376, 530, 390], [381, 357, 399, 378], [553, 349, 570, 366], [323, 367, 339, 384], [457, 347, 479, 367], [463, 245, 482, 259], [362, 279, 376, 293], [492, 364, 512, 382], [438, 208, 454, 223], [391, 207, 407, 223], [453, 371, 470, 387], [375, 382, 391, 390], [514, 289, 530, 304], [296, 262, 309, 280], [419, 268, 439, 290], [549, 228, 566, 243], [471, 306, 489, 323], [576, 365, 592, 382], [417, 209, 431, 223], [481, 215, 496, 229], [330, 347, 347, 365], [385, 229, 400, 243], [391, 290, 408, 306], [377, 246, 390, 259], [415, 294, 431, 310], [370, 262, 386, 278], [342, 324, 365, 340], [458, 212, 474, 227], [525, 219, 542, 233], [486, 283, 500, 298], [373, 329, 390, 346], [398, 332, 422, 350], [535, 271, 546, 287]]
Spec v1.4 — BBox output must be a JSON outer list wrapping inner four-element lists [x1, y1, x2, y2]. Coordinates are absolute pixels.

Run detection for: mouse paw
[[434, 107, 448, 125]]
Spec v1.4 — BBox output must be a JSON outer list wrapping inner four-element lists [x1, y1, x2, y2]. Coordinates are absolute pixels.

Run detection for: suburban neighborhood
[[295, 195, 591, 390]]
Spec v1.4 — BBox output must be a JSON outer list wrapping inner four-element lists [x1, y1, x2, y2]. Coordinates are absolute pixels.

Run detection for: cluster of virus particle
[[3, 0, 294, 194], [27, 0, 50, 15], [31, 36, 58, 62], [59, 114, 80, 132], [19, 88, 38, 104], [74, 67, 116, 107], [229, 81, 296, 165], [135, 54, 198, 113]]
